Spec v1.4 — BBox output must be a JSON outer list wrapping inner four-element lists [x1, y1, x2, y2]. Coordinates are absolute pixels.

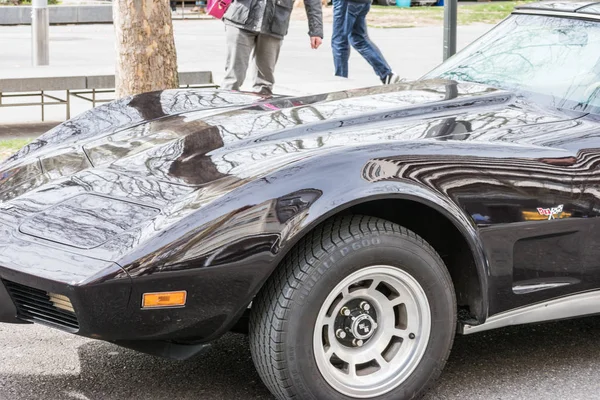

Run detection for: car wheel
[[249, 215, 456, 400]]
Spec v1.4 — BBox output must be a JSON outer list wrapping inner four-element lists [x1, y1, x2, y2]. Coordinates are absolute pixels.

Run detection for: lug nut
[[336, 329, 347, 339], [340, 307, 351, 316], [360, 301, 371, 311], [409, 333, 416, 340], [352, 339, 364, 347]]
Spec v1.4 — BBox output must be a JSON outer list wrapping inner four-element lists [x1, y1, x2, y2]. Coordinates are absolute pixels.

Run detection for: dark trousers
[[332, 0, 392, 80]]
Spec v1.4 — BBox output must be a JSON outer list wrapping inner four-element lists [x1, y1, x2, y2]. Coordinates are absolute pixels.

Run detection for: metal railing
[[0, 71, 217, 121]]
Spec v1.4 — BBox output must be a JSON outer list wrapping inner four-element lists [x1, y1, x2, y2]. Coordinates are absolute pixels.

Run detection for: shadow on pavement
[[425, 315, 600, 398], [3, 317, 600, 399], [0, 333, 273, 400]]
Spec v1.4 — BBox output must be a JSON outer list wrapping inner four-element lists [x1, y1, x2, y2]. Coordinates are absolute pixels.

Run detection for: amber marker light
[[142, 291, 187, 309]]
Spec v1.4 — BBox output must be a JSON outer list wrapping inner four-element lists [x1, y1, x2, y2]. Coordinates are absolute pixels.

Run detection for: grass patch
[[293, 0, 536, 28], [459, 1, 535, 24], [0, 139, 30, 162], [367, 1, 536, 28]]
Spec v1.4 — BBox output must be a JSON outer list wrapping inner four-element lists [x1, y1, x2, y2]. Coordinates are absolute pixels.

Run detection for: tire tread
[[249, 215, 454, 400]]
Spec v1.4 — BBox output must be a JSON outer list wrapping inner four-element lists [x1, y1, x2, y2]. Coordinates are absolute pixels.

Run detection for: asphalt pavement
[[2, 315, 600, 400]]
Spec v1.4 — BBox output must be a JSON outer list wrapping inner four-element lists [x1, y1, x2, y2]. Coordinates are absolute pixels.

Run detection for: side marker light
[[142, 291, 187, 309]]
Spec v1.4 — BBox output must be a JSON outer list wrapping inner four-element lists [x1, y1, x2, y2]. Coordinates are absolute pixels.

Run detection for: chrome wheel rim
[[313, 265, 432, 398]]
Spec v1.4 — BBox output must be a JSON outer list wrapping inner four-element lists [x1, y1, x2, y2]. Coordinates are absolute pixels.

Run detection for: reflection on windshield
[[424, 14, 600, 113]]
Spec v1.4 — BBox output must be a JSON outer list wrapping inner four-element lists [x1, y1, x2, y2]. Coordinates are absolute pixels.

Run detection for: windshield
[[424, 14, 600, 113]]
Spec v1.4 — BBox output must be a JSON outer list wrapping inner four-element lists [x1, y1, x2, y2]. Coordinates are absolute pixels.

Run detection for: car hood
[[0, 79, 588, 266]]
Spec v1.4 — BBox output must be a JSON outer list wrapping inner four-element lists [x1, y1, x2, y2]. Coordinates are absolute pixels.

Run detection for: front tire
[[249, 215, 456, 400]]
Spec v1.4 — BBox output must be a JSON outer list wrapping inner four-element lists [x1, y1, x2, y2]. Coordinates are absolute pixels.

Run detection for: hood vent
[[48, 292, 75, 313], [2, 280, 79, 331]]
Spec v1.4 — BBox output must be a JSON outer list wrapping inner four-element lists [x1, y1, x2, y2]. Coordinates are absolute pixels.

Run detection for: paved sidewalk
[[0, 123, 59, 139], [0, 20, 492, 131]]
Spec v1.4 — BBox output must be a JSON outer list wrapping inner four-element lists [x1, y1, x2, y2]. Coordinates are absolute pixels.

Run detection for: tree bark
[[113, 0, 179, 98]]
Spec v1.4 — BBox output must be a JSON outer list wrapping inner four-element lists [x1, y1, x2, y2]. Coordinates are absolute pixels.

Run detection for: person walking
[[332, 0, 401, 84], [221, 0, 324, 96]]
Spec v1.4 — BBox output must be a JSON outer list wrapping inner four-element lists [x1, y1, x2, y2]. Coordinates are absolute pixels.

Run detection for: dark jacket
[[223, 0, 323, 39]]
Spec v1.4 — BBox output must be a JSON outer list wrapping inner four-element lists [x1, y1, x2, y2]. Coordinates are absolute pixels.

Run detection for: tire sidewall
[[283, 230, 455, 400]]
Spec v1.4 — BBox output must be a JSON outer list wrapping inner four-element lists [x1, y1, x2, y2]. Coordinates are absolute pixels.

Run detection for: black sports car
[[3, 2, 600, 399]]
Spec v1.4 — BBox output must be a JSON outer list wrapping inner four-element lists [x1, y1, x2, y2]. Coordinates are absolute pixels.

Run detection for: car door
[[470, 114, 600, 316]]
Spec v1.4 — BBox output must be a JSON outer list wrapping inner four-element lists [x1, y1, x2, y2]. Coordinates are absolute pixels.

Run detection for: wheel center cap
[[351, 314, 376, 340]]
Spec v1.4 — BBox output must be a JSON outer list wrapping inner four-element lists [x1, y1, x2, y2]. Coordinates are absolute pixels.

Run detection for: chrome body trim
[[462, 290, 600, 334], [512, 281, 573, 295]]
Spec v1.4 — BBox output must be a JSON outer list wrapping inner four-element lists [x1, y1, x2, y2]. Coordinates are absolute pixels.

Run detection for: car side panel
[[112, 138, 597, 339], [370, 117, 600, 316], [2, 139, 599, 341]]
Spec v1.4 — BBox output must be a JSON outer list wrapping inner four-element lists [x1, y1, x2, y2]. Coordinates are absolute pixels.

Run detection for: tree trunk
[[113, 0, 179, 98]]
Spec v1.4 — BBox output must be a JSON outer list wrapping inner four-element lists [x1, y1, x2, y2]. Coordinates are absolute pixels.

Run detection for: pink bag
[[207, 0, 231, 19]]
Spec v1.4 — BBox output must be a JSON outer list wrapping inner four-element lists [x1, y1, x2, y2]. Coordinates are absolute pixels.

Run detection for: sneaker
[[382, 72, 401, 85], [255, 87, 273, 97]]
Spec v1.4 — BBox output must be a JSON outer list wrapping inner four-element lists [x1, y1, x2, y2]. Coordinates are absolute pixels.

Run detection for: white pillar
[[32, 0, 49, 66]]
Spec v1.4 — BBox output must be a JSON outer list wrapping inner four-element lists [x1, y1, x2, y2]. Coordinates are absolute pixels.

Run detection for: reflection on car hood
[[0, 79, 587, 261]]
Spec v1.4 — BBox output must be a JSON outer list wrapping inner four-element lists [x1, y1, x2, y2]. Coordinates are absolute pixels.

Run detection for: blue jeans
[[332, 0, 392, 80]]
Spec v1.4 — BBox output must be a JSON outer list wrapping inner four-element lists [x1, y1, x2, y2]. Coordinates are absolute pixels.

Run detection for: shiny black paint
[[1, 77, 600, 352]]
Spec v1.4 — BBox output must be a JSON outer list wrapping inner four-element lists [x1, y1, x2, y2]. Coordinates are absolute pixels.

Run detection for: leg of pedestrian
[[221, 26, 256, 91], [252, 33, 283, 96], [331, 0, 350, 78], [348, 1, 400, 84]]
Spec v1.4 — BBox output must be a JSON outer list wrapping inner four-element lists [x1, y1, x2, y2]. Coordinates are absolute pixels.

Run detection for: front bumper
[[0, 270, 215, 360], [0, 258, 261, 350], [0, 219, 271, 356], [0, 263, 133, 340]]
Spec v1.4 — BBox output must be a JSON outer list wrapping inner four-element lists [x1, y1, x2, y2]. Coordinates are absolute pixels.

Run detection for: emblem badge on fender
[[537, 204, 564, 220]]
